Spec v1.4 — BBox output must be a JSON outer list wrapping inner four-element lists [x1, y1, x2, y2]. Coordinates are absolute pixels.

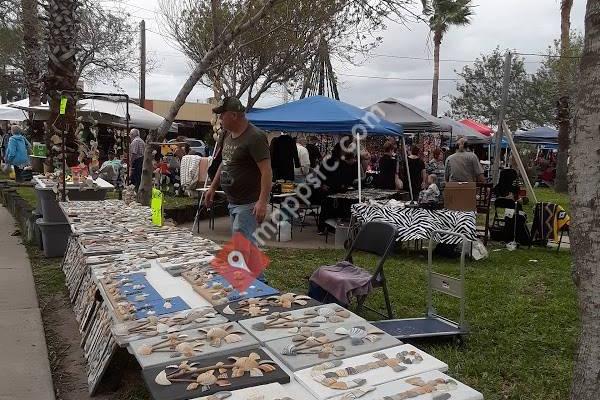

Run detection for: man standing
[[129, 128, 145, 189], [445, 137, 485, 183], [294, 137, 311, 182], [205, 97, 272, 243]]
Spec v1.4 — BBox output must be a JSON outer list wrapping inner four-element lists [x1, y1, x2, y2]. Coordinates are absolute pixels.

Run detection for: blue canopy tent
[[514, 126, 558, 144], [247, 95, 407, 200], [248, 95, 403, 135]]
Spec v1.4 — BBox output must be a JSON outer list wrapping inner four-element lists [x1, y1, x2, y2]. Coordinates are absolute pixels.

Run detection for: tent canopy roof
[[8, 97, 170, 130], [514, 126, 558, 144], [247, 96, 403, 136], [0, 102, 28, 122], [439, 116, 491, 144], [365, 98, 451, 133], [459, 119, 493, 136]]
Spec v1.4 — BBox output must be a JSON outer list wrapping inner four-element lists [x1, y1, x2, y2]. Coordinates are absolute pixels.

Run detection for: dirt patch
[[27, 245, 148, 400]]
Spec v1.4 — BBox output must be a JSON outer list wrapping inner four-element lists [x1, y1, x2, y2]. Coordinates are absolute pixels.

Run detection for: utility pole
[[492, 51, 512, 185], [139, 20, 146, 107]]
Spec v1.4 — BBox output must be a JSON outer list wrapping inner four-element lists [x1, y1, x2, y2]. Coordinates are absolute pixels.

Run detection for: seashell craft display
[[153, 352, 279, 392], [309, 350, 424, 391], [337, 376, 458, 400], [218, 293, 320, 322], [250, 306, 352, 333], [112, 307, 226, 344], [198, 323, 246, 347]]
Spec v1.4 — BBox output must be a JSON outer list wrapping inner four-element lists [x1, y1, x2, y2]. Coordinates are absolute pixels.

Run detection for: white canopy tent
[[8, 97, 174, 131], [0, 102, 29, 122]]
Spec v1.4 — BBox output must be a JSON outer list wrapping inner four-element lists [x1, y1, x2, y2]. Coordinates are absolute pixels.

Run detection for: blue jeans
[[228, 203, 258, 244], [228, 202, 266, 283]]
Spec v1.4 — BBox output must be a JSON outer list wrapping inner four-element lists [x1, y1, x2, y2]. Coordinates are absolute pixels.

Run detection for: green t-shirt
[[220, 123, 270, 205]]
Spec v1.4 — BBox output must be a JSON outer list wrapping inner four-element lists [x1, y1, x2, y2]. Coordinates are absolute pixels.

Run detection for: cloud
[[96, 0, 586, 115]]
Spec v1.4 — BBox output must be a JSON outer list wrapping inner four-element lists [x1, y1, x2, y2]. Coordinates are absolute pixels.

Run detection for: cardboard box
[[444, 182, 476, 211]]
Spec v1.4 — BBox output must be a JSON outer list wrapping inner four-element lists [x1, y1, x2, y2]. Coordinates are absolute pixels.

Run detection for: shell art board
[[190, 273, 280, 306], [215, 294, 322, 322], [191, 382, 298, 400], [142, 348, 290, 400], [265, 322, 401, 371], [131, 322, 260, 369], [294, 344, 448, 400], [329, 370, 483, 400], [111, 307, 228, 346], [238, 305, 365, 345]]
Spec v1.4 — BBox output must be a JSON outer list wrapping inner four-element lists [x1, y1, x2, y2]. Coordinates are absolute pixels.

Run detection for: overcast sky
[[93, 0, 587, 114]]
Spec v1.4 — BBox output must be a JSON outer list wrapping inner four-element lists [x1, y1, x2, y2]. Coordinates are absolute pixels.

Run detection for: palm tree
[[569, 1, 600, 398], [555, 0, 573, 193], [42, 0, 80, 168], [422, 0, 474, 117]]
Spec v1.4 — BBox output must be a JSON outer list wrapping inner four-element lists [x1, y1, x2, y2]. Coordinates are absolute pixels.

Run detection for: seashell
[[334, 327, 349, 336], [251, 322, 266, 331], [336, 310, 351, 318], [288, 327, 299, 333], [224, 334, 242, 344], [312, 316, 327, 323], [163, 300, 172, 309], [156, 323, 169, 333], [155, 370, 171, 386], [222, 305, 235, 315], [167, 326, 180, 333], [317, 307, 336, 317], [327, 316, 343, 323], [281, 344, 297, 355], [138, 344, 153, 356], [186, 382, 199, 391]]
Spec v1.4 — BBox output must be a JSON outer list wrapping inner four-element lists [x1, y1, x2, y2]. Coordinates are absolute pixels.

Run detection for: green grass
[[265, 245, 576, 400], [16, 186, 37, 208]]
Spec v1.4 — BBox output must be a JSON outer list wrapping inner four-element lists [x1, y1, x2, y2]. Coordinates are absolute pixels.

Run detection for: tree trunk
[[22, 0, 44, 142], [569, 1, 600, 399], [21, 0, 42, 107], [431, 30, 442, 117], [43, 0, 80, 169], [137, 0, 282, 205], [555, 0, 574, 192]]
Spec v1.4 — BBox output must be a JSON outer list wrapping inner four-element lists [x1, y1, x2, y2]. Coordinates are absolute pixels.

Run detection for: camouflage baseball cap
[[212, 96, 246, 114]]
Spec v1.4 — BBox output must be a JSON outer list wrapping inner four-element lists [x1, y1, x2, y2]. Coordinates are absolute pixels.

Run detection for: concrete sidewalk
[[0, 206, 55, 400]]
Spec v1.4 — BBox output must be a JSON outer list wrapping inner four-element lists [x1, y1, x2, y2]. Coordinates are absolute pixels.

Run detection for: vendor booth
[[514, 126, 558, 144]]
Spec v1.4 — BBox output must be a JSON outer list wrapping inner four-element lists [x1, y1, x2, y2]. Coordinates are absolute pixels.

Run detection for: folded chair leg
[[356, 295, 366, 315], [381, 281, 394, 319]]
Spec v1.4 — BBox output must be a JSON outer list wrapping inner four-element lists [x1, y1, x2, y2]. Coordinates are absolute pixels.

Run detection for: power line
[[337, 73, 460, 81], [513, 51, 581, 59]]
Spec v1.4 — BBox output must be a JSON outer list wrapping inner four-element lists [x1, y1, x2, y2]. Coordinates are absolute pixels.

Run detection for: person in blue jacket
[[5, 125, 31, 182]]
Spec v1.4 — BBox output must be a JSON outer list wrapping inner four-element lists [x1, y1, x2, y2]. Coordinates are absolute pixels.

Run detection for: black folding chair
[[312, 221, 398, 319]]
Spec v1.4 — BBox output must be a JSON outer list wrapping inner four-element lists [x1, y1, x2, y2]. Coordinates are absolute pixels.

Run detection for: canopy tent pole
[[402, 135, 414, 201], [357, 132, 362, 202]]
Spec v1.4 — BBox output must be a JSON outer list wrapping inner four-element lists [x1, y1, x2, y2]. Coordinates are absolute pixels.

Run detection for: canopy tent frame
[[248, 96, 404, 202]]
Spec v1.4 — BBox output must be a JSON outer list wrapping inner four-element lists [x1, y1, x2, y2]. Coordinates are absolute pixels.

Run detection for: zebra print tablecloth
[[351, 203, 477, 244]]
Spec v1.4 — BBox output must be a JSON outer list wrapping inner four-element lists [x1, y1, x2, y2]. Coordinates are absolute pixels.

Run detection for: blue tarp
[[514, 126, 558, 144], [247, 96, 403, 136]]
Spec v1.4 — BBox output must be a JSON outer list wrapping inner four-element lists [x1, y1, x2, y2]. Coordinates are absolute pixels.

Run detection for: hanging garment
[[180, 155, 202, 187], [270, 135, 300, 181]]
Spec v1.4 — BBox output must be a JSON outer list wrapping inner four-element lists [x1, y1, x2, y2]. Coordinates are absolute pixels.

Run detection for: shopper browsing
[[204, 97, 272, 243]]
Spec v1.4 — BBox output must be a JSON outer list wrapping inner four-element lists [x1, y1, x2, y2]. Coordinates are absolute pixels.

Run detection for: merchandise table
[[351, 202, 477, 245], [56, 199, 483, 400], [327, 188, 407, 202]]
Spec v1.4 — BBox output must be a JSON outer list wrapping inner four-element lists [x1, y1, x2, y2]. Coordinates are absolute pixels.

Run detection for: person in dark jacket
[[270, 133, 299, 181], [375, 140, 399, 190], [305, 135, 322, 168]]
